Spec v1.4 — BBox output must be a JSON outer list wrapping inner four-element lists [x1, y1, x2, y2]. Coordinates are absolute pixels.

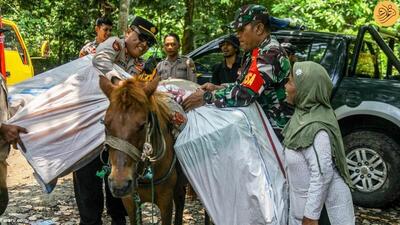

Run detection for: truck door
[[3, 20, 34, 85]]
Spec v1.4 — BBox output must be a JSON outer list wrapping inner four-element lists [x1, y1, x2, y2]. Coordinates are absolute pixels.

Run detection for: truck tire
[[343, 130, 400, 208]]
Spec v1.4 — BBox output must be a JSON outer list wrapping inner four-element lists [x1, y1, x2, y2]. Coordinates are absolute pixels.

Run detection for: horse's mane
[[110, 77, 170, 130]]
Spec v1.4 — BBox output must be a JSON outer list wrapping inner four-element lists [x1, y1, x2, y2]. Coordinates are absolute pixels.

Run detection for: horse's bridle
[[104, 112, 166, 164]]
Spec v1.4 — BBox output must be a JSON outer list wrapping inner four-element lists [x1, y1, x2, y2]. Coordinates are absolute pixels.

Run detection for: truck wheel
[[343, 130, 400, 208]]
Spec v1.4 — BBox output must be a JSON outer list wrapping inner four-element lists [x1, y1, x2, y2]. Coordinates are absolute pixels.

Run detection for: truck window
[[277, 37, 330, 63], [277, 37, 339, 77], [354, 39, 382, 79], [391, 43, 400, 78], [348, 32, 400, 79], [3, 24, 27, 65], [308, 42, 328, 62], [193, 49, 224, 84]]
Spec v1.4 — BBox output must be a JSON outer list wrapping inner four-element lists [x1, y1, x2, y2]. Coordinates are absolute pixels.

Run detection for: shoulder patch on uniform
[[112, 40, 121, 51]]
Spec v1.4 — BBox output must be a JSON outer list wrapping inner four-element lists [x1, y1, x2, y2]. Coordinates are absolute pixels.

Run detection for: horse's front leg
[[157, 190, 174, 225], [122, 196, 138, 224]]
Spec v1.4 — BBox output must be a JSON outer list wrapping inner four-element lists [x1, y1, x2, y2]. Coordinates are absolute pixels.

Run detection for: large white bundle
[[7, 56, 197, 190], [175, 103, 288, 225], [8, 55, 129, 112], [8, 66, 109, 185], [7, 56, 131, 187]]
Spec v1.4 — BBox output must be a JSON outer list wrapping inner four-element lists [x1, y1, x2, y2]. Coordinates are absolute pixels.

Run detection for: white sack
[[175, 103, 288, 225], [7, 56, 196, 187], [7, 56, 130, 186], [8, 66, 109, 184], [8, 56, 92, 114], [8, 55, 129, 113]]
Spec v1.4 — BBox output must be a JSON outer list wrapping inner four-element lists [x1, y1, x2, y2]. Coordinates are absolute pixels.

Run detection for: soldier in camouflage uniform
[[156, 33, 196, 82], [183, 4, 292, 139], [74, 16, 158, 225], [79, 17, 113, 58]]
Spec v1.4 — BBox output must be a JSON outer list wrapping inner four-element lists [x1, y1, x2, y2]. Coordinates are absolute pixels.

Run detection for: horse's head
[[99, 75, 168, 197]]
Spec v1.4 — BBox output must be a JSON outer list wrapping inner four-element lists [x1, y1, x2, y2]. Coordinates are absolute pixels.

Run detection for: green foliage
[[1, 0, 398, 72], [271, 0, 377, 34], [1, 0, 116, 69]]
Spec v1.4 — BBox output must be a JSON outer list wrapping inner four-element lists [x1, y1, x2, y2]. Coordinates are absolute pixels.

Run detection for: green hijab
[[282, 61, 353, 188]]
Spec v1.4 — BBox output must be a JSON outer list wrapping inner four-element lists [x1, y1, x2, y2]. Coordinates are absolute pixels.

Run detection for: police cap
[[130, 16, 158, 47]]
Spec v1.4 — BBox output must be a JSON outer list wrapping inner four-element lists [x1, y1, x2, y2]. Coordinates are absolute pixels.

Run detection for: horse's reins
[[104, 112, 166, 164], [104, 111, 178, 186]]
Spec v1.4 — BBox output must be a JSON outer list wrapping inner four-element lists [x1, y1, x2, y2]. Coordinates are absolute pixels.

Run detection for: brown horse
[[99, 76, 186, 225]]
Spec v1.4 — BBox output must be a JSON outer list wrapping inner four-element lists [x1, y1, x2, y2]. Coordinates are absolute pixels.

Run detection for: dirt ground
[[7, 149, 40, 187], [1, 149, 400, 225], [1, 150, 206, 225]]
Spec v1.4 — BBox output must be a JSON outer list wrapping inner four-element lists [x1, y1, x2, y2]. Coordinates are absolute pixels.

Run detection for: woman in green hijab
[[282, 61, 355, 225]]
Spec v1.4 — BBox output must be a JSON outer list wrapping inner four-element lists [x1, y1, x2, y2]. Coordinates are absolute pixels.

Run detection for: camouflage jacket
[[213, 36, 292, 130]]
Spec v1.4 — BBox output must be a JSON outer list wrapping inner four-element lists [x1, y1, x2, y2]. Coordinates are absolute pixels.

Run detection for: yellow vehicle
[[2, 19, 34, 86]]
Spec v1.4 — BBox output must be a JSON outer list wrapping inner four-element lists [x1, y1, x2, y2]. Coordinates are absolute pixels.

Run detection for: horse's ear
[[99, 75, 115, 99], [143, 76, 160, 97]]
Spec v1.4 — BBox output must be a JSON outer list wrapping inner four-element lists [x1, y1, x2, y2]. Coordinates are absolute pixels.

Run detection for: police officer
[[183, 4, 292, 139], [79, 17, 113, 58], [73, 16, 158, 225], [93, 16, 158, 81], [0, 74, 27, 215], [156, 33, 196, 82]]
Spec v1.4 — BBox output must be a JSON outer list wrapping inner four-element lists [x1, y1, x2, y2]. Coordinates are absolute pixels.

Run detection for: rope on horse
[[105, 135, 142, 162]]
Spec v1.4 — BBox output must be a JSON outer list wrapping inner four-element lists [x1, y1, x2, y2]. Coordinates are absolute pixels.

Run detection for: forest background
[[1, 0, 399, 73]]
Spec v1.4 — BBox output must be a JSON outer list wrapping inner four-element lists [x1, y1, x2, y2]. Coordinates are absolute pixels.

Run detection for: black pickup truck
[[188, 25, 400, 208]]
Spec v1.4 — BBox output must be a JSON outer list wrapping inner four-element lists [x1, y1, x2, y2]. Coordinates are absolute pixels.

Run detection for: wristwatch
[[203, 91, 214, 104]]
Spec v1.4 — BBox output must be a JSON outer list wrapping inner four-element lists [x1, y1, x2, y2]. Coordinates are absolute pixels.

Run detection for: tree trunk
[[182, 0, 194, 55], [118, 0, 131, 35]]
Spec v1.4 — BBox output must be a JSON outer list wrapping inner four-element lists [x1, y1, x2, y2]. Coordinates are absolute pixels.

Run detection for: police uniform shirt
[[156, 56, 196, 82], [93, 36, 144, 79], [79, 40, 98, 58]]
